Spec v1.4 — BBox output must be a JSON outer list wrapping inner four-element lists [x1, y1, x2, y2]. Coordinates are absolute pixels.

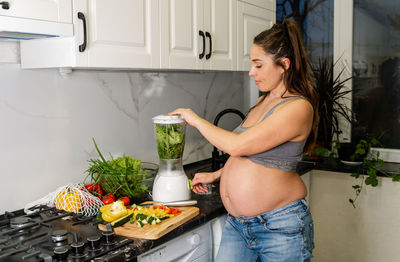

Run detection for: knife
[[140, 200, 198, 207]]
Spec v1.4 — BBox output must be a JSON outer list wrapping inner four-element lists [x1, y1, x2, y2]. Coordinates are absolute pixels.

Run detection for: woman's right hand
[[169, 108, 202, 127], [190, 171, 220, 194]]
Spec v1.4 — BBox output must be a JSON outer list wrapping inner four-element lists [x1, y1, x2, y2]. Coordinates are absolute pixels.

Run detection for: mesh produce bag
[[24, 183, 104, 216]]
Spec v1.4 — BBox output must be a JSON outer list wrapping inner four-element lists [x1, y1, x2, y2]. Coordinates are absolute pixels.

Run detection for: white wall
[[310, 170, 400, 262], [0, 42, 250, 213]]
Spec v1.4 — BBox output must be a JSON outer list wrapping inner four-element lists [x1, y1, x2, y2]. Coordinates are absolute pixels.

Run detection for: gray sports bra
[[233, 96, 306, 172]]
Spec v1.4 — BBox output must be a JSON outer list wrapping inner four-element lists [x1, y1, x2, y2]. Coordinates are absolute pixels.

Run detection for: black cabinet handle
[[0, 2, 9, 9], [77, 12, 87, 52], [199, 31, 205, 59], [205, 32, 212, 60]]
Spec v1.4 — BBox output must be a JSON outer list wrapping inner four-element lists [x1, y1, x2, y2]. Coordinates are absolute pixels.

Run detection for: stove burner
[[70, 241, 86, 258], [53, 246, 69, 261], [9, 217, 30, 229], [101, 231, 115, 246], [51, 229, 68, 242], [87, 235, 102, 252]]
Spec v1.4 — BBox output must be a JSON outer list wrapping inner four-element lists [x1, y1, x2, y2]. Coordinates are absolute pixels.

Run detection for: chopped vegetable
[[100, 200, 129, 223], [154, 123, 185, 159], [129, 204, 181, 227], [111, 212, 134, 227]]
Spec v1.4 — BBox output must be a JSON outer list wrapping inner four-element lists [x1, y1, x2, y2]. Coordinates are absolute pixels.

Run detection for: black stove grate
[[0, 206, 135, 262]]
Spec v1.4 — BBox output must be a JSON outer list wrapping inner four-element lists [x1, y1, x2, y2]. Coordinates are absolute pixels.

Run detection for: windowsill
[[305, 157, 400, 176]]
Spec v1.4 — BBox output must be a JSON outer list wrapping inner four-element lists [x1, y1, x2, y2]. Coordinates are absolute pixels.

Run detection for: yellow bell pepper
[[55, 189, 82, 212], [100, 200, 128, 222]]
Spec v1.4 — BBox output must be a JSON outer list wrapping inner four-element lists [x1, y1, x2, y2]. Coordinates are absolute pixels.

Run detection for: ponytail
[[253, 18, 319, 154]]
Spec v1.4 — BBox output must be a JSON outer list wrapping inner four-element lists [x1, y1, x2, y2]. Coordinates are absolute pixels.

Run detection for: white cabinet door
[[21, 0, 159, 69], [80, 0, 160, 68], [204, 0, 236, 70], [237, 1, 275, 71], [160, 0, 203, 70], [0, 0, 72, 23]]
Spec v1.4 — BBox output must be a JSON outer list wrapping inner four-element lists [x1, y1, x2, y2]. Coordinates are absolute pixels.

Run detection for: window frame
[[335, 0, 400, 163]]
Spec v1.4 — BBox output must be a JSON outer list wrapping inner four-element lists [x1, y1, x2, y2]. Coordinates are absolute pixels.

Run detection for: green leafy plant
[[349, 134, 400, 208], [311, 57, 353, 148], [314, 134, 400, 208]]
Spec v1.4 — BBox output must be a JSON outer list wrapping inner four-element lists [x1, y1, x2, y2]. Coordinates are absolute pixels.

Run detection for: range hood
[[0, 15, 73, 40]]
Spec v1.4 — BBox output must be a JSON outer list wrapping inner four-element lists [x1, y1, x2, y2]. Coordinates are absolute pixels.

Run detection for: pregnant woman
[[170, 18, 318, 262]]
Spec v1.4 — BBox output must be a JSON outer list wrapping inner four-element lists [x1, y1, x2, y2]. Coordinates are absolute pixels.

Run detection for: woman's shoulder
[[277, 96, 314, 117]]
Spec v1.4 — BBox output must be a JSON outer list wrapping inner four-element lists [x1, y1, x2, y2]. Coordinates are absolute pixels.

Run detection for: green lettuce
[[154, 123, 185, 159]]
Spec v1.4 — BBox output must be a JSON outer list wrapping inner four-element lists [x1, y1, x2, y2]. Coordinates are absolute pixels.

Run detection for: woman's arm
[[170, 99, 313, 157]]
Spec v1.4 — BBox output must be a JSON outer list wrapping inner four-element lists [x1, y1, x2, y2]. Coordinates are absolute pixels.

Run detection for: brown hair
[[253, 18, 319, 154]]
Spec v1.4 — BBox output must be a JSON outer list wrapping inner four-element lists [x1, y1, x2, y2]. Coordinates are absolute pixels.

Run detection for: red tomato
[[85, 183, 95, 192], [118, 197, 130, 206], [102, 193, 116, 204], [102, 197, 114, 205], [103, 193, 115, 201], [86, 183, 103, 198]]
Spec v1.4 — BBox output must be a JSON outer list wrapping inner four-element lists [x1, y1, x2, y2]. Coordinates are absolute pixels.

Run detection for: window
[[352, 0, 400, 149], [276, 0, 334, 65]]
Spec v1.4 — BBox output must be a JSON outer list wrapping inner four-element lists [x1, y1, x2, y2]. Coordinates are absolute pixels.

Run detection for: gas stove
[[0, 205, 135, 261]]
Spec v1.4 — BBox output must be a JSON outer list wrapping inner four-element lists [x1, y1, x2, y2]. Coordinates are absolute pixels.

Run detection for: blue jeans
[[216, 199, 314, 262]]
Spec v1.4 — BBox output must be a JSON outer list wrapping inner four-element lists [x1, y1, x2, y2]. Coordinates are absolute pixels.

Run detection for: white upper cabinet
[[20, 0, 276, 71], [160, 0, 203, 70], [21, 0, 159, 69], [0, 0, 71, 23], [205, 0, 237, 70], [237, 1, 275, 71], [160, 0, 236, 70], [0, 0, 72, 38]]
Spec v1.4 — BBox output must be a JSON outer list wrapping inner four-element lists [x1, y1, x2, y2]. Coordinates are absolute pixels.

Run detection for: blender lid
[[152, 114, 185, 124]]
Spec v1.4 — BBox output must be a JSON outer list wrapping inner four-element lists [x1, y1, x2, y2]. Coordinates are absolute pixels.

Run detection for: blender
[[151, 115, 191, 202]]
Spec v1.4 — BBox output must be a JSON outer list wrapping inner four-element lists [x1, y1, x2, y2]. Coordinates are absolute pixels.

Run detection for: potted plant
[[311, 57, 353, 150]]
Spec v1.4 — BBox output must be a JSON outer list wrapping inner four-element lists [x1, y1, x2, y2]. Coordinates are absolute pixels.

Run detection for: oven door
[[137, 222, 212, 262]]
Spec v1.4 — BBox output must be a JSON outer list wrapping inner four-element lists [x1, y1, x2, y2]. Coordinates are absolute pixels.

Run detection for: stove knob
[[53, 246, 69, 261], [102, 231, 115, 245], [71, 241, 85, 255], [87, 235, 101, 250]]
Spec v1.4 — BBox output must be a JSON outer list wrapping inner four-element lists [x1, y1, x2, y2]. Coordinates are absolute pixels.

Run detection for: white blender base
[[152, 174, 191, 202]]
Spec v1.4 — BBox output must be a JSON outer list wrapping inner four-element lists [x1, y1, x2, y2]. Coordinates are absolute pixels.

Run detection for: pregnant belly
[[220, 156, 307, 217]]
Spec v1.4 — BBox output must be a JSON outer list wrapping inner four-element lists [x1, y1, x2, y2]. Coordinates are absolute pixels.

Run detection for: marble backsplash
[[0, 61, 250, 212]]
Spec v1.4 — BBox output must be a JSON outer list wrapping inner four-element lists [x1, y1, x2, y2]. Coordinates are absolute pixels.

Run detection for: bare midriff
[[220, 156, 307, 217]]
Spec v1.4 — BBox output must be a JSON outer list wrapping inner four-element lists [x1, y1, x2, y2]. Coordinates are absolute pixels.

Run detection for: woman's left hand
[[169, 108, 201, 127]]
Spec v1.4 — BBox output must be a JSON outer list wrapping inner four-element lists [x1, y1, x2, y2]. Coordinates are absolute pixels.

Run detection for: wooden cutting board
[[98, 206, 200, 240]]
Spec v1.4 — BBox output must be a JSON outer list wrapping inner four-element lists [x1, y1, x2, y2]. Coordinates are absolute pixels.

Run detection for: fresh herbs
[[154, 123, 185, 159], [85, 138, 154, 199]]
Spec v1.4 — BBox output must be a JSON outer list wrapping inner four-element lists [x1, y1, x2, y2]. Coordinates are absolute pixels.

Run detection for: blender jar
[[151, 115, 191, 202]]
